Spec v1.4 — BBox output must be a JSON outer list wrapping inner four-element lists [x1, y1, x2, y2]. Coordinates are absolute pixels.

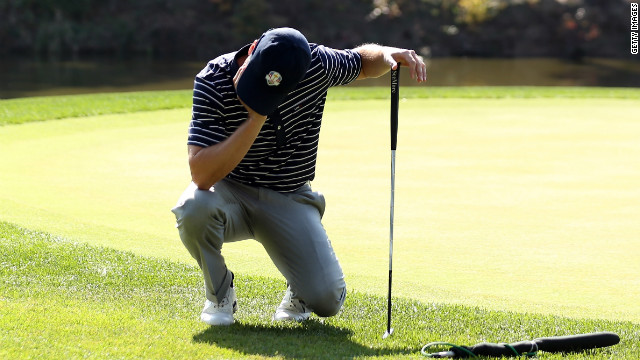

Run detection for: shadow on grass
[[193, 319, 410, 359]]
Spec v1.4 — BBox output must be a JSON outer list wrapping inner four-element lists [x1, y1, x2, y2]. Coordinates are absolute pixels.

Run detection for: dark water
[[1, 57, 638, 99]]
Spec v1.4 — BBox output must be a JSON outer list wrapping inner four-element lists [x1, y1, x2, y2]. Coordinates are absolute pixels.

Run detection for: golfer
[[172, 27, 426, 326]]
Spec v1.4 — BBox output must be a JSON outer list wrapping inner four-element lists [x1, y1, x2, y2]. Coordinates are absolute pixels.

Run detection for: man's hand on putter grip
[[385, 48, 427, 83], [356, 44, 427, 83]]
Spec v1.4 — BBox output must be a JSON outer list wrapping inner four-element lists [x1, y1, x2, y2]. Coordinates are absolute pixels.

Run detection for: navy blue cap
[[236, 28, 311, 116]]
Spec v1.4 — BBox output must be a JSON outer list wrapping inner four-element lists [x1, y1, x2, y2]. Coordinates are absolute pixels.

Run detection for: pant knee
[[175, 189, 221, 230], [173, 194, 225, 252], [307, 285, 346, 317], [175, 196, 207, 230]]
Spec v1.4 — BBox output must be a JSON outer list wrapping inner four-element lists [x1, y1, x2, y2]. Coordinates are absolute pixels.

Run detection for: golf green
[[1, 97, 638, 322]]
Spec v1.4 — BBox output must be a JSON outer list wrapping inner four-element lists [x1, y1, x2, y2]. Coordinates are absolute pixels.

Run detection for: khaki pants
[[171, 179, 346, 317]]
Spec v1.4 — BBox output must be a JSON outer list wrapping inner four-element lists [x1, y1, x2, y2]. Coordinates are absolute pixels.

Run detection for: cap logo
[[265, 71, 282, 86]]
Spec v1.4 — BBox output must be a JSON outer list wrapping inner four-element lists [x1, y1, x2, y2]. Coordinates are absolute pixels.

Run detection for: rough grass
[[2, 87, 640, 358], [2, 221, 638, 359], [0, 90, 191, 126]]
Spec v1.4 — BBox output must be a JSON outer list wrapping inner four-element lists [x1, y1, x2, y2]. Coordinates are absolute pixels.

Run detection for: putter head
[[382, 328, 394, 339]]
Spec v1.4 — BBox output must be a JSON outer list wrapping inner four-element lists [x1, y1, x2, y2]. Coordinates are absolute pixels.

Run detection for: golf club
[[383, 64, 400, 339]]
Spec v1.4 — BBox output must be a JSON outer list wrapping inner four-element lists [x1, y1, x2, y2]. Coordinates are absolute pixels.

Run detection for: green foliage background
[[0, 0, 633, 59]]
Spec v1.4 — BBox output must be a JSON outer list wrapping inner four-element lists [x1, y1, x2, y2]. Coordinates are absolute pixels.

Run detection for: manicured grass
[[1, 86, 638, 126], [2, 221, 638, 359], [327, 86, 640, 101], [1, 92, 639, 324]]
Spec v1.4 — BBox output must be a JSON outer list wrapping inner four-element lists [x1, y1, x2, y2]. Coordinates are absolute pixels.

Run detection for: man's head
[[236, 28, 311, 116]]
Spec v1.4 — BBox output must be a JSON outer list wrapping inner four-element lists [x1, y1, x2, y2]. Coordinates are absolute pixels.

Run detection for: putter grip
[[390, 65, 399, 151], [533, 332, 620, 353]]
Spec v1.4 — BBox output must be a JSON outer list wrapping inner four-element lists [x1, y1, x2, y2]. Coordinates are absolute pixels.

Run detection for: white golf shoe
[[273, 286, 311, 322], [201, 285, 237, 326]]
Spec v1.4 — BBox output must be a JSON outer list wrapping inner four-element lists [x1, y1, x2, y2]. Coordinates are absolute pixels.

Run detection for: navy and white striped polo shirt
[[188, 43, 362, 192]]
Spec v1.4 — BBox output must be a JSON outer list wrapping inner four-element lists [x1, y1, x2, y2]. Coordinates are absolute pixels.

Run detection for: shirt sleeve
[[187, 76, 227, 147], [315, 45, 362, 88]]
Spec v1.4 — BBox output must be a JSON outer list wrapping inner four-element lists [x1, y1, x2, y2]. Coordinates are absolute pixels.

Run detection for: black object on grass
[[421, 332, 620, 358]]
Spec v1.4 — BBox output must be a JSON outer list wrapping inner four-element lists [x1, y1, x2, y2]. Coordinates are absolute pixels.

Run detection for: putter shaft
[[384, 65, 399, 339]]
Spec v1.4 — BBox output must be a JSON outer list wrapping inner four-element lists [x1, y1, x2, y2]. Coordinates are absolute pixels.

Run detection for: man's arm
[[188, 56, 267, 190], [354, 44, 427, 83], [188, 109, 266, 190]]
